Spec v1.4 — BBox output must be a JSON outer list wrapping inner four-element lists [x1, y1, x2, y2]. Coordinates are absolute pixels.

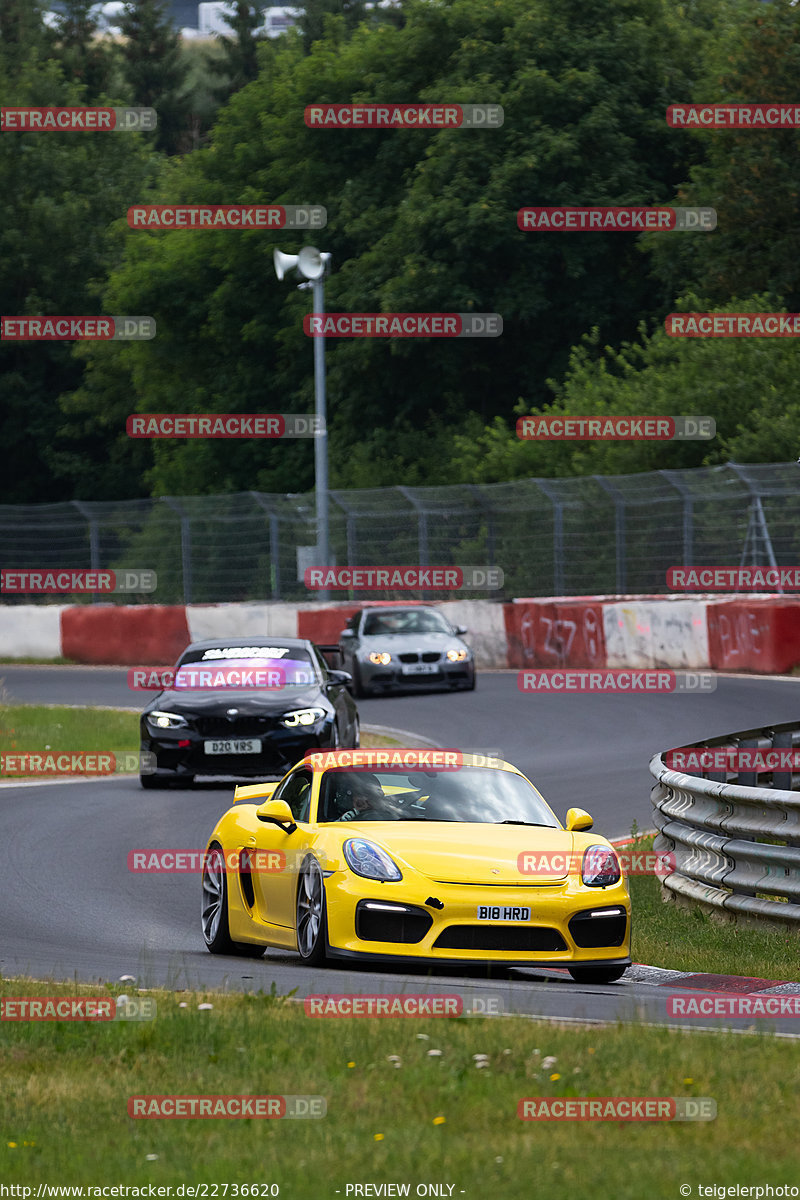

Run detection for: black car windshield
[[318, 767, 559, 825], [174, 645, 318, 690], [362, 610, 452, 636]]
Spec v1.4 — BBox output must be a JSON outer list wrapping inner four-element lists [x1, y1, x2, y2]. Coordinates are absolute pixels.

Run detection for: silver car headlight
[[368, 651, 392, 665], [146, 711, 188, 730], [343, 838, 403, 881], [281, 707, 326, 728], [446, 648, 468, 662]]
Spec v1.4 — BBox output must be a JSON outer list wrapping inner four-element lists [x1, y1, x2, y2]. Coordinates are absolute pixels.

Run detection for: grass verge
[[629, 836, 800, 981], [0, 705, 400, 774], [1, 977, 798, 1192]]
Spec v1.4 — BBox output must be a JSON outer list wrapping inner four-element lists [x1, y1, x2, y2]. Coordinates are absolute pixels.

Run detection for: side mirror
[[339, 629, 355, 639], [328, 669, 352, 685], [255, 798, 297, 833], [565, 807, 593, 832], [454, 625, 468, 636]]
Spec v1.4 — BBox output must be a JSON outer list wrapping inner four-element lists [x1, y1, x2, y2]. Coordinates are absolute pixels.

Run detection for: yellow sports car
[[201, 749, 631, 983]]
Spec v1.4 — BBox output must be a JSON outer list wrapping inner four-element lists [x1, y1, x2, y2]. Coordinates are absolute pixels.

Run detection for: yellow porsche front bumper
[[323, 870, 631, 966]]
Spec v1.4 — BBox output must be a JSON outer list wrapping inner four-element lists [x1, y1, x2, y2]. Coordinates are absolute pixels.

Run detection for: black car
[[139, 637, 359, 788]]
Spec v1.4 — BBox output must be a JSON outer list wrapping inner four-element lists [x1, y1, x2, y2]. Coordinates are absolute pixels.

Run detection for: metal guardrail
[[650, 720, 800, 927]]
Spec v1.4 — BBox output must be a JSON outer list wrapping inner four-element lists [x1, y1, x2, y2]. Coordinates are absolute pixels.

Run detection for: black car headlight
[[281, 707, 326, 728], [582, 845, 622, 887], [146, 711, 188, 730], [343, 838, 403, 882]]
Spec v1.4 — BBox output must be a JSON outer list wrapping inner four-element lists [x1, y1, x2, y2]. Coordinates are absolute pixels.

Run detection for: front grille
[[569, 908, 627, 948], [422, 652, 441, 663], [194, 714, 277, 738], [433, 925, 567, 952], [398, 653, 419, 664], [356, 901, 432, 944]]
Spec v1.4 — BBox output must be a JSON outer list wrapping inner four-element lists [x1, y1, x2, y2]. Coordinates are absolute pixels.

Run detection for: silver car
[[338, 606, 476, 697]]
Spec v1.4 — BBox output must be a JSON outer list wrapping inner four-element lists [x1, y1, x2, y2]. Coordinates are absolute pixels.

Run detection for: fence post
[[531, 479, 564, 595], [250, 492, 281, 600], [164, 498, 192, 604], [71, 500, 100, 604], [659, 470, 694, 580], [594, 478, 626, 594]]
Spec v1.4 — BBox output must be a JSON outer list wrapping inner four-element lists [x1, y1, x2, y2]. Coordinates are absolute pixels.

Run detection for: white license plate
[[401, 662, 438, 675], [204, 739, 261, 755], [476, 905, 531, 922]]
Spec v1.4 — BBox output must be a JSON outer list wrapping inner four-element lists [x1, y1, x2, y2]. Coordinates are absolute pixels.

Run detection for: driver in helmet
[[336, 772, 395, 821]]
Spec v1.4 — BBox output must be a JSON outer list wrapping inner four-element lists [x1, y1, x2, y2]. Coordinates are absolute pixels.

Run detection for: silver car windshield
[[319, 767, 558, 825], [362, 610, 452, 636]]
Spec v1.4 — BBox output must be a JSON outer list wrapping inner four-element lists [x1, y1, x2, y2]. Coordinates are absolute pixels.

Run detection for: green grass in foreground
[[0, 704, 139, 762], [0, 656, 77, 665], [1, 978, 799, 1193], [629, 836, 800, 981], [0, 707, 401, 777]]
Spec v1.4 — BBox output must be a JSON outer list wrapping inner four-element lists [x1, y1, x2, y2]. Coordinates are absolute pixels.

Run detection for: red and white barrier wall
[[1, 595, 799, 674]]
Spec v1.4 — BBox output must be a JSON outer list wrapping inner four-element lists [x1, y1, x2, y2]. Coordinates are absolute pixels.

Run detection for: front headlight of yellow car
[[368, 651, 392, 665], [582, 846, 622, 887], [446, 648, 468, 662], [281, 707, 326, 728], [343, 838, 403, 881]]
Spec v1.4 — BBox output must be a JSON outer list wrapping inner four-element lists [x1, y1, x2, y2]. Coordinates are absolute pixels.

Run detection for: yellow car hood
[[344, 822, 576, 884]]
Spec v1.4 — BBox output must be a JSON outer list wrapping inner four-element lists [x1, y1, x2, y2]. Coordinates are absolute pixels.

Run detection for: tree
[[445, 293, 800, 484], [60, 0, 712, 498], [647, 0, 800, 310], [0, 53, 159, 504], [212, 2, 270, 102], [0, 0, 50, 73], [118, 0, 191, 154], [52, 0, 115, 100], [298, 0, 369, 53]]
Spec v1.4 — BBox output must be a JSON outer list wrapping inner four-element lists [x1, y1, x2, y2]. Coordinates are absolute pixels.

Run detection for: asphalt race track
[[3, 664, 800, 1034]]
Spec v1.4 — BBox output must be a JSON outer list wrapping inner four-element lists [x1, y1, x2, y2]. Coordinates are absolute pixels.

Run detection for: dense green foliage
[[1, 0, 799, 504]]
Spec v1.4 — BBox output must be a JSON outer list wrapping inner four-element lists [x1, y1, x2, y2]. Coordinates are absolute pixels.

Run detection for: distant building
[[46, 3, 301, 33], [197, 2, 300, 37]]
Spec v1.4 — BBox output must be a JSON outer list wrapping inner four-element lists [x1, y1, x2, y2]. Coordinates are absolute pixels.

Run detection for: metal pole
[[312, 276, 330, 594]]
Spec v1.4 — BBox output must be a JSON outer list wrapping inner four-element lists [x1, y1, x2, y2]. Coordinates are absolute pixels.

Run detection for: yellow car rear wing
[[233, 781, 280, 804]]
